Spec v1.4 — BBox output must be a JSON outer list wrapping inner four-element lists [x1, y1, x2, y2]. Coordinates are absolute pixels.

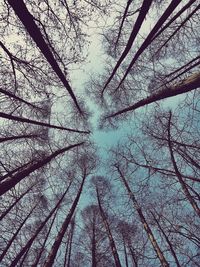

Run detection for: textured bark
[[43, 172, 86, 267], [0, 142, 83, 196], [116, 0, 182, 88], [0, 86, 41, 110], [167, 112, 200, 217], [103, 0, 153, 92], [0, 112, 90, 134], [96, 188, 122, 267], [0, 202, 38, 262], [0, 184, 36, 221], [31, 211, 58, 267], [7, 0, 82, 113], [9, 182, 72, 267], [0, 134, 38, 143], [116, 165, 169, 267], [150, 211, 181, 267], [106, 72, 200, 119]]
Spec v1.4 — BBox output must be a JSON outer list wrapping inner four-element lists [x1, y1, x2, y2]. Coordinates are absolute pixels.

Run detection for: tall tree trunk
[[43, 171, 86, 267], [91, 218, 97, 267], [9, 181, 72, 267], [117, 0, 182, 88], [67, 218, 75, 267], [0, 134, 39, 143], [123, 237, 129, 267], [150, 211, 181, 267], [106, 72, 200, 119], [0, 184, 36, 221], [103, 0, 153, 92], [96, 188, 122, 267], [115, 165, 169, 267], [0, 142, 84, 196], [0, 202, 38, 262], [7, 0, 82, 114], [32, 211, 58, 267], [0, 85, 42, 110], [167, 112, 200, 217], [129, 245, 138, 267], [0, 160, 33, 182], [0, 112, 89, 133]]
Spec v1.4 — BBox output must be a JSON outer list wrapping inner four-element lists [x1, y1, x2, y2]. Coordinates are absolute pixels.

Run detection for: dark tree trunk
[[43, 171, 86, 267], [0, 202, 38, 262], [0, 142, 84, 196], [0, 112, 89, 133], [96, 188, 122, 267], [116, 165, 169, 267], [7, 0, 82, 113], [9, 182, 72, 267]]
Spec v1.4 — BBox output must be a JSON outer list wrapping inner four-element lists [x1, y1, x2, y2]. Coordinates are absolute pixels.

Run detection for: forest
[[0, 0, 200, 266]]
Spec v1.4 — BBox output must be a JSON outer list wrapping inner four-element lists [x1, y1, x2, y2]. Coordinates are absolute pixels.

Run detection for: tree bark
[[9, 181, 72, 267], [103, 0, 153, 92], [167, 112, 200, 217], [0, 142, 84, 196], [150, 211, 181, 267], [43, 171, 86, 267], [96, 188, 122, 267], [0, 202, 38, 262], [115, 165, 169, 267], [0, 183, 36, 221], [106, 72, 200, 119], [0, 112, 90, 133], [7, 0, 82, 114]]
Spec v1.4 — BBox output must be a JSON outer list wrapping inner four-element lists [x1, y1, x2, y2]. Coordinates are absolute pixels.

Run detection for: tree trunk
[[116, 0, 182, 88], [116, 165, 169, 267], [167, 112, 200, 217], [7, 0, 82, 114], [150, 211, 181, 267], [103, 0, 153, 92], [0, 202, 38, 262], [0, 134, 38, 143], [9, 181, 72, 267], [106, 72, 200, 119], [96, 188, 122, 267], [31, 211, 58, 267], [0, 112, 89, 133], [0, 142, 84, 196], [43, 171, 86, 267]]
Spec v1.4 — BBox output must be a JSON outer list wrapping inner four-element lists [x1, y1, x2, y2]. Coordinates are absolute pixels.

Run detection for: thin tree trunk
[[106, 72, 200, 119], [0, 142, 84, 196], [114, 1, 140, 51], [129, 245, 138, 267], [0, 112, 90, 134], [91, 218, 97, 267], [0, 160, 33, 182], [116, 0, 182, 88], [32, 211, 58, 267], [9, 181, 72, 267], [67, 219, 75, 267], [167, 112, 200, 217], [7, 0, 82, 113], [0, 134, 38, 143], [96, 188, 122, 267], [123, 237, 129, 267], [0, 202, 38, 262], [150, 211, 181, 267], [43, 171, 86, 267], [115, 165, 169, 267], [0, 183, 36, 221], [103, 0, 153, 92], [0, 85, 41, 110]]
